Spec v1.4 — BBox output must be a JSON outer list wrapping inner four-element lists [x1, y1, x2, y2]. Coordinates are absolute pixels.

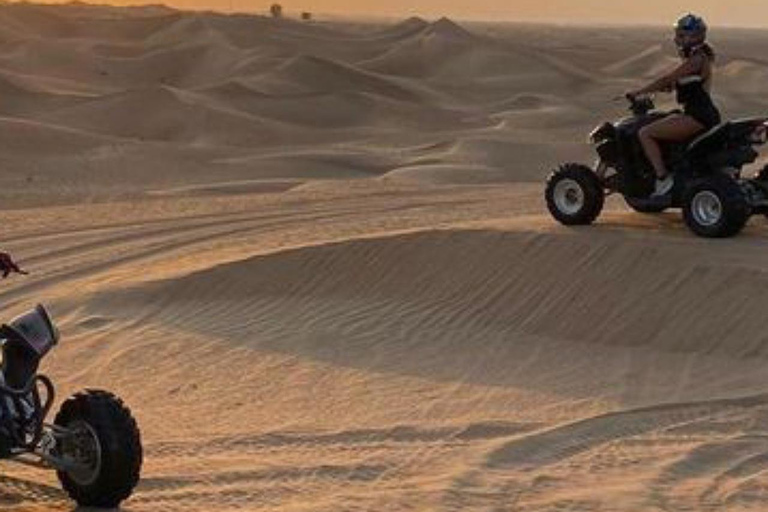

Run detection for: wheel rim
[[553, 179, 585, 215], [691, 190, 724, 227], [62, 420, 102, 486]]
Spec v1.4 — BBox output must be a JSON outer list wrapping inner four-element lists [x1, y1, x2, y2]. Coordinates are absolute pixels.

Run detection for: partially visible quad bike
[[545, 94, 768, 237], [0, 304, 142, 508]]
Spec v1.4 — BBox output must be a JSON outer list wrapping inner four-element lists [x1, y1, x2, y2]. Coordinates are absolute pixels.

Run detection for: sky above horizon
[[99, 0, 768, 27]]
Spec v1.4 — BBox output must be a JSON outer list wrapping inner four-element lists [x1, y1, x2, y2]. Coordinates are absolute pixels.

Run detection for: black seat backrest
[[687, 117, 767, 156], [687, 123, 729, 155]]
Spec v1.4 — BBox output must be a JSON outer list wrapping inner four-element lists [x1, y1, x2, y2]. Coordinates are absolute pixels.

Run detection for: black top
[[675, 45, 721, 128]]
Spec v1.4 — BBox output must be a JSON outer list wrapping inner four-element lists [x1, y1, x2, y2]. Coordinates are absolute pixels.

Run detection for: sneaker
[[652, 175, 674, 197]]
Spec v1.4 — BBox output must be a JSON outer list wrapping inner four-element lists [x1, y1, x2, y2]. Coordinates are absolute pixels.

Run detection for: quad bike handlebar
[[623, 93, 656, 116]]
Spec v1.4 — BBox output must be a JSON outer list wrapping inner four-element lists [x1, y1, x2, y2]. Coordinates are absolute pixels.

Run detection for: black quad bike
[[545, 95, 768, 237], [0, 304, 142, 508]]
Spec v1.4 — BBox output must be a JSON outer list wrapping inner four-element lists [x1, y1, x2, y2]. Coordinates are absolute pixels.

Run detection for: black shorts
[[685, 102, 721, 129]]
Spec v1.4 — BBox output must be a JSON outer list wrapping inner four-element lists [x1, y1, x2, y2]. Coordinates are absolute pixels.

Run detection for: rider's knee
[[638, 124, 654, 142]]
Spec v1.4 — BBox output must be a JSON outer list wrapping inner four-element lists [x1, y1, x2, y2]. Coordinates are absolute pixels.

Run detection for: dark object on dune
[[301, 12, 312, 21], [546, 95, 768, 238], [0, 304, 142, 508], [270, 3, 283, 18]]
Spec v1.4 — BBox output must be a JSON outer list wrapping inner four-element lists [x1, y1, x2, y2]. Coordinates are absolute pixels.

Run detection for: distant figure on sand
[[0, 252, 24, 278], [626, 14, 721, 197]]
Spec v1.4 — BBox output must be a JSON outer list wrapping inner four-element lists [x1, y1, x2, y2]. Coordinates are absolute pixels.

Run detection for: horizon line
[[7, 0, 768, 31]]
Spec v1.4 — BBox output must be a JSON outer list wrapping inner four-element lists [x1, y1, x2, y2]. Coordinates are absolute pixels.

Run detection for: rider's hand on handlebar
[[0, 252, 27, 278]]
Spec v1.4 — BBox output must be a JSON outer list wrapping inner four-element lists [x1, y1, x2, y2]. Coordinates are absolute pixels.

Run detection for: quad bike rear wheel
[[545, 163, 605, 225], [54, 390, 142, 508], [755, 165, 768, 221], [683, 174, 751, 238]]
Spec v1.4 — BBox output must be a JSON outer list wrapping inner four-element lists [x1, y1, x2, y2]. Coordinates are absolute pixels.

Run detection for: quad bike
[[0, 303, 142, 508], [545, 94, 768, 237]]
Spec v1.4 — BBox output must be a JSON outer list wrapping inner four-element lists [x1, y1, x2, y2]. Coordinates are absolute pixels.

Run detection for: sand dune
[[603, 44, 676, 78], [266, 54, 424, 100], [3, 4, 761, 191], [359, 31, 492, 80], [7, 191, 766, 511], [107, 227, 768, 363], [716, 59, 768, 108], [196, 82, 384, 127], [0, 73, 88, 116], [0, 116, 113, 154], [1, 3, 78, 38], [368, 16, 430, 41], [1, 5, 768, 512], [39, 85, 282, 145]]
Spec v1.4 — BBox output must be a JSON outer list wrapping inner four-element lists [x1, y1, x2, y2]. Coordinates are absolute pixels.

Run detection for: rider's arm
[[629, 54, 705, 96]]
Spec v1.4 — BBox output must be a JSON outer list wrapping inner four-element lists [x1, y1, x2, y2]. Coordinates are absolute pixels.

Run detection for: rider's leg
[[638, 114, 705, 179]]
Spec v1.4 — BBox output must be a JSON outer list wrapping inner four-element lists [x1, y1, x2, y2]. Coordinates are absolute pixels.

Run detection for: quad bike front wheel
[[54, 390, 142, 508], [545, 163, 605, 225], [683, 174, 752, 238]]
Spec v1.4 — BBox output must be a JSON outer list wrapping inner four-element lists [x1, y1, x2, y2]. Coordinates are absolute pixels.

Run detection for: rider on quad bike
[[626, 13, 720, 197], [0, 252, 25, 278], [545, 15, 768, 238]]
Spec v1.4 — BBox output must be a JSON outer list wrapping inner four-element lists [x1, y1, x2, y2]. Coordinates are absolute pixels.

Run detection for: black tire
[[754, 166, 768, 221], [624, 196, 668, 213], [682, 174, 751, 238], [54, 390, 142, 508], [545, 163, 605, 225]]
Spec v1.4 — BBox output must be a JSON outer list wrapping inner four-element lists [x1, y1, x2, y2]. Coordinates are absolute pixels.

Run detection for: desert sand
[[0, 3, 767, 511]]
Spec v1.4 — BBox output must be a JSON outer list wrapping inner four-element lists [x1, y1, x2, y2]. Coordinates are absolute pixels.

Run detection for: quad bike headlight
[[589, 122, 616, 144]]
